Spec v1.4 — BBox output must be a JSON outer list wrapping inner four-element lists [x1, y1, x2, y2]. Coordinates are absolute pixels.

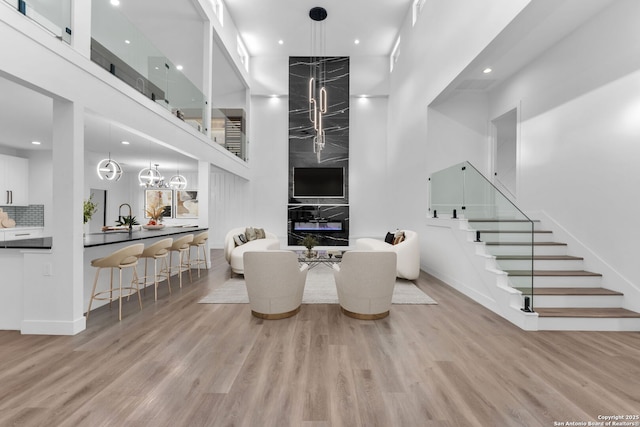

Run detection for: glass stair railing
[[429, 161, 535, 312]]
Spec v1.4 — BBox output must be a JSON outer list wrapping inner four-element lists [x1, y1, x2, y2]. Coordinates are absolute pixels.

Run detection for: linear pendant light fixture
[[309, 6, 328, 163]]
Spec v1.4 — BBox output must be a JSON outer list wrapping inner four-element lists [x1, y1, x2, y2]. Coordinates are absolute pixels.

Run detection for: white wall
[[488, 0, 640, 301], [427, 91, 490, 175], [349, 95, 390, 238], [210, 168, 250, 247], [27, 150, 53, 233], [386, 0, 529, 272]]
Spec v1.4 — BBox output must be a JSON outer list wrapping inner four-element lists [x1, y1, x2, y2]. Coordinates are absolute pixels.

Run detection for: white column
[[22, 98, 85, 335], [71, 0, 91, 59], [202, 21, 213, 138], [198, 160, 211, 265]]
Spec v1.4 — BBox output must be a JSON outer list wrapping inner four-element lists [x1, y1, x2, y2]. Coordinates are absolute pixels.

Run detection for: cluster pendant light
[[309, 6, 328, 163], [138, 163, 163, 187], [138, 162, 187, 189]]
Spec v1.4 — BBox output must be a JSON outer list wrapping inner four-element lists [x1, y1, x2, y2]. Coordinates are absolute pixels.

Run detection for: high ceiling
[[224, 0, 413, 57]]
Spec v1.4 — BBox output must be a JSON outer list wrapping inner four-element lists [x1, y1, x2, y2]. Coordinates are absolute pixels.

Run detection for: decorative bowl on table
[[143, 224, 165, 230]]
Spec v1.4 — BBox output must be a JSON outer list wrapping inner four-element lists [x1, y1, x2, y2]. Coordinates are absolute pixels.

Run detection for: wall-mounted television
[[293, 167, 345, 198]]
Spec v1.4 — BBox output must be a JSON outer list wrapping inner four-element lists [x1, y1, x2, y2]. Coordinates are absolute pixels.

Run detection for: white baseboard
[[21, 317, 86, 335]]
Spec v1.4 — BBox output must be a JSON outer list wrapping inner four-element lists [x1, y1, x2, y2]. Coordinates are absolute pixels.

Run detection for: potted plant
[[116, 215, 139, 231], [83, 194, 98, 224], [299, 234, 319, 258]]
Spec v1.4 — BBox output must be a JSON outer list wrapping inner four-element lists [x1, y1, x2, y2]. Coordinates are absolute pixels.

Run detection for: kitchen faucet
[[118, 203, 133, 232]]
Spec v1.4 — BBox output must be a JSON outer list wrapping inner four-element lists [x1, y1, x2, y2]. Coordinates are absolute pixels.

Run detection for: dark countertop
[[83, 226, 208, 248], [0, 237, 53, 250], [0, 227, 207, 250]]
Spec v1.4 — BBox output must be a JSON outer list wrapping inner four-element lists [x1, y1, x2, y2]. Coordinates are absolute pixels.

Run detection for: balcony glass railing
[[4, 0, 71, 43], [210, 108, 248, 161], [429, 161, 534, 311], [90, 0, 206, 135]]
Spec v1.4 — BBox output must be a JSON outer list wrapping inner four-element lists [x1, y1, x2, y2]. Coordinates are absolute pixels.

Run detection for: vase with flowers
[[144, 204, 165, 229]]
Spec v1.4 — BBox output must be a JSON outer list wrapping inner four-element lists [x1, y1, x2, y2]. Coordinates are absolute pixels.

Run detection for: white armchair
[[332, 250, 397, 319], [355, 230, 420, 280], [224, 227, 280, 275], [243, 250, 308, 319]]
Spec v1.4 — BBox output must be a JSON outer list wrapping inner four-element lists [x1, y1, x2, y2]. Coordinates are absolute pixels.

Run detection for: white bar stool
[[188, 231, 209, 277], [138, 238, 173, 301], [86, 243, 144, 321], [163, 234, 194, 288]]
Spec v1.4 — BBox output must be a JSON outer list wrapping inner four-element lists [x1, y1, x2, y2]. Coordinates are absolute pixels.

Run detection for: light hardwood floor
[[1, 249, 639, 426]]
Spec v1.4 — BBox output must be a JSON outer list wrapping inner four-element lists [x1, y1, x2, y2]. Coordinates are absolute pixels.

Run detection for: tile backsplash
[[0, 205, 44, 227]]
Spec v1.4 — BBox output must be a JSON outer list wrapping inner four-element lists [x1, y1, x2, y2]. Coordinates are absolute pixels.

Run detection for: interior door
[[88, 189, 107, 234], [492, 108, 518, 198]]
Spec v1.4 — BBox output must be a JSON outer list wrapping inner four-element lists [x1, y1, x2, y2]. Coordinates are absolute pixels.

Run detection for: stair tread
[[474, 230, 552, 233], [536, 307, 640, 318], [467, 219, 540, 222], [506, 270, 602, 277], [496, 255, 583, 260], [516, 287, 623, 296], [485, 241, 566, 246]]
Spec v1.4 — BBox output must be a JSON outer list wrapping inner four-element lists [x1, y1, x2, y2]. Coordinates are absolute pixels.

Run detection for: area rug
[[198, 268, 437, 305]]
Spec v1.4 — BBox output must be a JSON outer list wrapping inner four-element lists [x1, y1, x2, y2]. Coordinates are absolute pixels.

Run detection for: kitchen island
[[82, 226, 209, 315], [0, 226, 209, 333]]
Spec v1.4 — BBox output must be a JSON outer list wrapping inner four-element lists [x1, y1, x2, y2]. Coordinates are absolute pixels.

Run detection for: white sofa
[[355, 230, 420, 280], [224, 227, 280, 275]]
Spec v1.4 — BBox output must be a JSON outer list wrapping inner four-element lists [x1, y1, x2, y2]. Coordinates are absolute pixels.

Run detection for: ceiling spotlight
[[121, 140, 130, 145], [110, 0, 120, 5], [354, 39, 360, 45], [176, 65, 184, 71], [483, 68, 493, 74], [31, 141, 41, 145], [125, 40, 130, 44], [278, 40, 284, 45]]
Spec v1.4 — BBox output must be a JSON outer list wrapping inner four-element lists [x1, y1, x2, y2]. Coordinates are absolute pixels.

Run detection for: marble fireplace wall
[[288, 56, 350, 246]]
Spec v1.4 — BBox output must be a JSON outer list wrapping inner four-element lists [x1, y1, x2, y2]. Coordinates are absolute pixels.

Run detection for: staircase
[[469, 219, 640, 331]]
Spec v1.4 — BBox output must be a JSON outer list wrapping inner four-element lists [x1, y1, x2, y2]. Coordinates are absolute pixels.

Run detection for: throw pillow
[[255, 228, 266, 239], [233, 234, 246, 246], [384, 232, 395, 244], [245, 227, 257, 241], [393, 230, 405, 245]]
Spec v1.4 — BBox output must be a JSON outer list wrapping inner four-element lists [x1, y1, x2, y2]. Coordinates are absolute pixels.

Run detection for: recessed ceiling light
[[31, 141, 41, 145], [483, 67, 492, 74], [176, 65, 184, 71], [121, 140, 130, 145], [124, 40, 130, 44], [110, 0, 120, 6], [354, 39, 360, 45], [278, 40, 284, 45]]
